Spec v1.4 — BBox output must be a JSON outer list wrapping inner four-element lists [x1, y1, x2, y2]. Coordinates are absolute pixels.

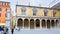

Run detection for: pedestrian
[[6, 27, 8, 34], [10, 19, 16, 34], [11, 25, 15, 34], [11, 28, 14, 34], [3, 26, 6, 34]]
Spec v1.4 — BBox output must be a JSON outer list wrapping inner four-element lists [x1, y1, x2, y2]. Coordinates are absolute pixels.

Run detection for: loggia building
[[15, 5, 60, 30]]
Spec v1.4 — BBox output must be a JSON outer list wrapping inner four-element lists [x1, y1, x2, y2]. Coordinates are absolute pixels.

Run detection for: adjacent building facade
[[0, 1, 11, 26], [16, 5, 60, 30]]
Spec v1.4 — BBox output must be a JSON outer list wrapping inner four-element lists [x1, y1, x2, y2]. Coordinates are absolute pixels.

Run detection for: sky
[[0, 0, 59, 16], [0, 0, 60, 34]]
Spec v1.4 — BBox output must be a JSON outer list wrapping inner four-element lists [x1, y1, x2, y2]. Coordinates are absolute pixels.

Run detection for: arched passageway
[[30, 19, 34, 29], [47, 20, 50, 28], [42, 19, 46, 28], [17, 18, 23, 28], [51, 20, 55, 27], [55, 20, 59, 26], [35, 19, 40, 28], [24, 19, 29, 28]]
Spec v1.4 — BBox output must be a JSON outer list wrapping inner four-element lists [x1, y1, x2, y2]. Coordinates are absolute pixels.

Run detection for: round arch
[[35, 19, 40, 28], [51, 20, 55, 27], [55, 20, 59, 26], [47, 20, 50, 28], [42, 19, 46, 28], [17, 18, 23, 27], [24, 19, 29, 28], [30, 19, 34, 29]]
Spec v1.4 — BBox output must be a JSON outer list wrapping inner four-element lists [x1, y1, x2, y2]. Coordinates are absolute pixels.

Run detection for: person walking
[[11, 28, 14, 34], [3, 26, 6, 34], [10, 21, 15, 34], [10, 16, 16, 34], [6, 27, 8, 34], [10, 23, 15, 34]]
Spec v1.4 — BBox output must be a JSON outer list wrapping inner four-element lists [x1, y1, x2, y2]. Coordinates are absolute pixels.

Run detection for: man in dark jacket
[[11, 28, 14, 34]]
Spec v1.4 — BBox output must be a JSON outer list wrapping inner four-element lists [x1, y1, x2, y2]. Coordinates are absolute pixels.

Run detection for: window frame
[[0, 8, 2, 11], [44, 9, 48, 16], [0, 13, 1, 17], [53, 10, 56, 17], [21, 7, 26, 16], [32, 8, 37, 16], [5, 13, 7, 17]]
